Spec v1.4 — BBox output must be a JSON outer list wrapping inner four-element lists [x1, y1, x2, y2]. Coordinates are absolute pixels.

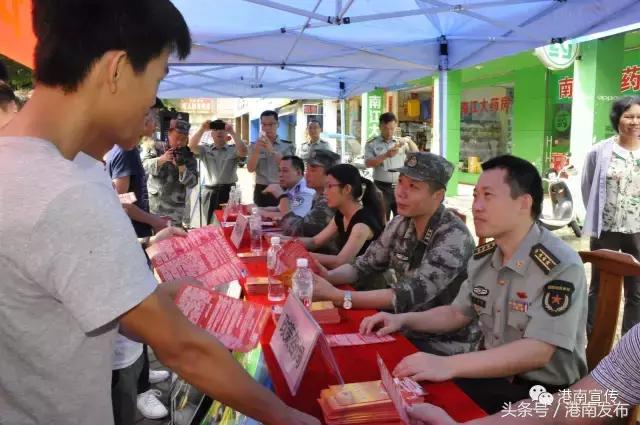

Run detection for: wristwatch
[[342, 291, 353, 310]]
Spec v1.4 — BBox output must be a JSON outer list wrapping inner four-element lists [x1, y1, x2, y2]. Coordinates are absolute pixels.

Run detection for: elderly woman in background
[[582, 95, 640, 335]]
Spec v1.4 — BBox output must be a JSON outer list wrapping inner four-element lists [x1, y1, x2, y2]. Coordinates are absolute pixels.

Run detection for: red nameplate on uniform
[[327, 333, 395, 347], [175, 284, 269, 352], [146, 226, 247, 289]]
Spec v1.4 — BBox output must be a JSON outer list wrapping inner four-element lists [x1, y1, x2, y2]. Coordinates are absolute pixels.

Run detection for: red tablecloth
[[214, 211, 486, 423]]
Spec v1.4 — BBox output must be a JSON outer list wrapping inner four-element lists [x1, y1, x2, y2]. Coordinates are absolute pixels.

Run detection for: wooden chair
[[579, 249, 640, 424]]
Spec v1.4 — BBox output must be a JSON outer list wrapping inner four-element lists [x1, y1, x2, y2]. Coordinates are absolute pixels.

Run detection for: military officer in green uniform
[[313, 152, 480, 356], [364, 112, 418, 219], [360, 155, 588, 414], [297, 120, 332, 162], [247, 110, 295, 207]]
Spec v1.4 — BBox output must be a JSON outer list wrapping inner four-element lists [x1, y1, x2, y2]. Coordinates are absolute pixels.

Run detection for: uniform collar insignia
[[529, 243, 560, 275], [473, 240, 496, 259]]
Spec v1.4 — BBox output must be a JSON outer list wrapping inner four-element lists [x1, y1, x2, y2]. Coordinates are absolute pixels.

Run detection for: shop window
[[459, 86, 513, 174]]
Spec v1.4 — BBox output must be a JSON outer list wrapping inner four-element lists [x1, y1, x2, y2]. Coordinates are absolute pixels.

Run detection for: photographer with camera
[[189, 119, 248, 225], [142, 118, 198, 227]]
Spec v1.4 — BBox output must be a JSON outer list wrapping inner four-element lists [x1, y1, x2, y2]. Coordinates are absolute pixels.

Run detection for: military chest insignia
[[470, 295, 486, 308], [473, 240, 496, 259], [530, 244, 559, 275], [542, 280, 574, 316], [509, 299, 529, 313], [472, 285, 489, 296]]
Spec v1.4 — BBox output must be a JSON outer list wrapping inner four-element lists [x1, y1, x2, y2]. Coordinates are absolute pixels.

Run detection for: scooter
[[539, 164, 582, 237]]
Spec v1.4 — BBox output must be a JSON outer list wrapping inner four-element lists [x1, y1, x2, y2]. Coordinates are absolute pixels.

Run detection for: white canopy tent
[[162, 0, 640, 155]]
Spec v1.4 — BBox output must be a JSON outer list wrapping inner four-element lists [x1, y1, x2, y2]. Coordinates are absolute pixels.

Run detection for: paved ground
[[138, 170, 609, 425]]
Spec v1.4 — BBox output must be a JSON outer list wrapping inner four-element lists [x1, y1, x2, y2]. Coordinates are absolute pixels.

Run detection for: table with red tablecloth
[[214, 210, 486, 423]]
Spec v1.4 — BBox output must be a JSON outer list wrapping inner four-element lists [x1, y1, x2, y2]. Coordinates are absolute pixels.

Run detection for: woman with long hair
[[297, 163, 386, 269]]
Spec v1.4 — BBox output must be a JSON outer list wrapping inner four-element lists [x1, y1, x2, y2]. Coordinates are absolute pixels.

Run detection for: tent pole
[[340, 98, 346, 162], [438, 36, 449, 157]]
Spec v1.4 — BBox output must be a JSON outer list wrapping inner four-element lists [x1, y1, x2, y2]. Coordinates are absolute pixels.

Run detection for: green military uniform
[[249, 136, 295, 207], [353, 152, 480, 355], [451, 224, 588, 413], [298, 139, 332, 162], [364, 135, 415, 218], [141, 141, 198, 227], [197, 143, 242, 224]]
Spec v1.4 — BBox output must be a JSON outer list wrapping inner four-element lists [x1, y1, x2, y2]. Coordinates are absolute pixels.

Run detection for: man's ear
[[105, 51, 128, 94]]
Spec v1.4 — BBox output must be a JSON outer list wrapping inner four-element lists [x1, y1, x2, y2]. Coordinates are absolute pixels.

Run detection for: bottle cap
[[271, 236, 280, 245], [296, 258, 308, 268]]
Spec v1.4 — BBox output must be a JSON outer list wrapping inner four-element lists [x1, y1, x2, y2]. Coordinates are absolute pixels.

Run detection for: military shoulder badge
[[543, 280, 574, 316], [473, 240, 496, 260], [530, 244, 559, 275]]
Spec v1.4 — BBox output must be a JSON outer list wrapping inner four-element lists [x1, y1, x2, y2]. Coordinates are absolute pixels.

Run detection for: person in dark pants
[[105, 109, 171, 420], [247, 110, 296, 207], [364, 112, 418, 219], [188, 119, 248, 225], [582, 95, 640, 336]]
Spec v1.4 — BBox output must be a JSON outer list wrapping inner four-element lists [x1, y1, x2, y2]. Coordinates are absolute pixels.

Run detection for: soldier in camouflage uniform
[[141, 119, 198, 227], [281, 149, 340, 237], [313, 152, 479, 356], [360, 155, 588, 415]]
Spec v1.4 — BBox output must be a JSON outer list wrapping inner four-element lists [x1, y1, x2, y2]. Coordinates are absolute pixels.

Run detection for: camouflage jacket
[[141, 141, 198, 226], [280, 193, 335, 237], [353, 205, 481, 355]]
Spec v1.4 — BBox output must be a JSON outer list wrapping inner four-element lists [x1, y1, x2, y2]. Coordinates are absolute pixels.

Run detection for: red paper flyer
[[146, 226, 247, 289], [273, 239, 321, 276], [175, 284, 269, 352]]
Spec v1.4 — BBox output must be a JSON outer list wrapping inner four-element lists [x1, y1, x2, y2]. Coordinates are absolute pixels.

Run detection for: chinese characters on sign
[[461, 96, 512, 115], [501, 388, 630, 419], [558, 77, 574, 99], [367, 91, 384, 139], [620, 65, 640, 92]]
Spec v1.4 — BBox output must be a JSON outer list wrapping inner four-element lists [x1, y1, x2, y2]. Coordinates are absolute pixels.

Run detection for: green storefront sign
[[365, 89, 384, 139]]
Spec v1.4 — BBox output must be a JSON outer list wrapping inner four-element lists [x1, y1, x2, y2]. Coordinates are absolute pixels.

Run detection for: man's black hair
[[379, 112, 397, 125], [0, 61, 8, 82], [0, 81, 17, 111], [210, 119, 226, 130], [282, 155, 305, 174], [32, 0, 191, 92], [481, 155, 543, 219], [610, 96, 640, 132], [260, 110, 279, 121]]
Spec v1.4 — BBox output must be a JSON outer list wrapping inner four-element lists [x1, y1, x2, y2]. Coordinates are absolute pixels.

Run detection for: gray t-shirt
[[0, 137, 157, 424]]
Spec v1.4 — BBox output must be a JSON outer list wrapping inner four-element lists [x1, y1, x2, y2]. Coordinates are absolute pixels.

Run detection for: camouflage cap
[[307, 149, 341, 169], [390, 152, 454, 187]]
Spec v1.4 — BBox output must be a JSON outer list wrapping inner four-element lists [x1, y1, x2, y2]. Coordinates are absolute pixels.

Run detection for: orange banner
[[0, 0, 35, 68]]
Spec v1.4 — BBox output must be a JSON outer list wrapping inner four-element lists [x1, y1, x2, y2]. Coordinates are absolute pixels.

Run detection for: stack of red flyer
[[318, 378, 425, 424], [319, 353, 426, 425], [244, 276, 277, 295], [146, 226, 247, 290], [175, 284, 270, 352]]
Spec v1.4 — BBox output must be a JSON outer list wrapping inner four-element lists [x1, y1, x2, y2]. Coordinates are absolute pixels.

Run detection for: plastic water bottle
[[267, 237, 285, 302], [249, 207, 263, 255], [223, 187, 236, 224], [292, 258, 313, 309]]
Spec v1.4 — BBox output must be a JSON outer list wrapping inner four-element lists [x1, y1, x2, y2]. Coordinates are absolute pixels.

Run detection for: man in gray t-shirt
[[0, 3, 318, 425]]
